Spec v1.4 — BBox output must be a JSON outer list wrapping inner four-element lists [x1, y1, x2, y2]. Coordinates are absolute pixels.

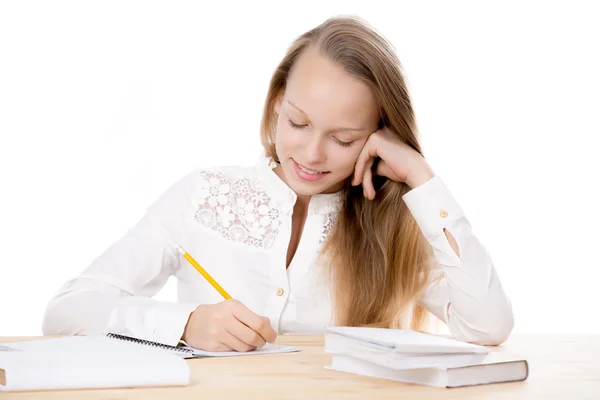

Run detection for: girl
[[42, 16, 513, 352]]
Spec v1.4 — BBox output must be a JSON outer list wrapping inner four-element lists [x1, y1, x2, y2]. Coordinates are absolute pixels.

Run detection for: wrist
[[406, 160, 435, 189], [182, 305, 201, 341]]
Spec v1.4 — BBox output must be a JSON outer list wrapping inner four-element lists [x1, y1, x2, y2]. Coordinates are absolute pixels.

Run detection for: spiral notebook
[[106, 333, 301, 359]]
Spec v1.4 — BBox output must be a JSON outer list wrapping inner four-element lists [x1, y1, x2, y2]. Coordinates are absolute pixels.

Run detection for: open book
[[325, 327, 528, 388]]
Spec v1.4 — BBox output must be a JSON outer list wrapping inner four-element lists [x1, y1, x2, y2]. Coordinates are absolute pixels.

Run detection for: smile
[[293, 159, 330, 182]]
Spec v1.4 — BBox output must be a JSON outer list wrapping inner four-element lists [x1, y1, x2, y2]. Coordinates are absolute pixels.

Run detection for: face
[[273, 46, 380, 198]]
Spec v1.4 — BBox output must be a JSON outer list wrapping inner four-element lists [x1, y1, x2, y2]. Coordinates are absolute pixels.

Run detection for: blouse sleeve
[[42, 170, 201, 345], [402, 176, 514, 345]]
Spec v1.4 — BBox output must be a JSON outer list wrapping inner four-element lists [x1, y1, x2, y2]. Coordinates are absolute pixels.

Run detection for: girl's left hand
[[351, 127, 435, 200]]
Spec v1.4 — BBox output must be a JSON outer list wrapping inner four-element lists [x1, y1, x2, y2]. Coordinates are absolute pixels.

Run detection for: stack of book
[[325, 327, 528, 388]]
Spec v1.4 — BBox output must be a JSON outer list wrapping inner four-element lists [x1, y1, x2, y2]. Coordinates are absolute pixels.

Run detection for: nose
[[303, 133, 327, 165]]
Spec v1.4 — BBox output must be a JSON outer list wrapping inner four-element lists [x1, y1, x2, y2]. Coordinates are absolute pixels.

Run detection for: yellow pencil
[[175, 244, 232, 300]]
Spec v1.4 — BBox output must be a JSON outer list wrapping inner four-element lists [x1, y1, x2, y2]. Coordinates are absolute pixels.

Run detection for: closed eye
[[334, 138, 354, 147], [288, 118, 354, 147], [287, 119, 307, 129]]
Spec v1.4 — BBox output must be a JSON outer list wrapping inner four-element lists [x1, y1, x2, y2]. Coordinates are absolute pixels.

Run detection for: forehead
[[285, 47, 378, 125]]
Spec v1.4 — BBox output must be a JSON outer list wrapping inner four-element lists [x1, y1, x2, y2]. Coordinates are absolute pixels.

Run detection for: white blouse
[[42, 155, 514, 346]]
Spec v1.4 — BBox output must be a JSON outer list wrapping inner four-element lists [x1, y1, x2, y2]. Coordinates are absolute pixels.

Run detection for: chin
[[291, 184, 325, 197]]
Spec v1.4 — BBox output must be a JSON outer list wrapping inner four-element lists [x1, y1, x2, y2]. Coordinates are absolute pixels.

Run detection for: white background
[[1, 1, 598, 336]]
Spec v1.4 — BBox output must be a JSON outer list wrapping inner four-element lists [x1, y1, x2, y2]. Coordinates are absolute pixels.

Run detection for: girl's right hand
[[182, 299, 277, 352]]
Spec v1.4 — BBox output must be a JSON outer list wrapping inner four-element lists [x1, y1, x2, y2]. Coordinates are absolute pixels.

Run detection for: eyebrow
[[287, 100, 365, 133]]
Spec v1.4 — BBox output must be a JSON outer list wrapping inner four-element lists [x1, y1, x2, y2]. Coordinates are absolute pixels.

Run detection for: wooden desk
[[1, 335, 599, 399]]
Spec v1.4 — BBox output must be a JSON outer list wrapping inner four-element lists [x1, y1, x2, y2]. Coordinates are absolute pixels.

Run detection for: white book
[[324, 327, 528, 387], [325, 326, 489, 355], [0, 336, 190, 392], [327, 353, 529, 388], [325, 334, 491, 370]]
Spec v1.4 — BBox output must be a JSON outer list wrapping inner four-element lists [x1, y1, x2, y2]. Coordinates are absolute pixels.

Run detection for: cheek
[[274, 122, 290, 154], [275, 125, 303, 154], [329, 146, 362, 176]]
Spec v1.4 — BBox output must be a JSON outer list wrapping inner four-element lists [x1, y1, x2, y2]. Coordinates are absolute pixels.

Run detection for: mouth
[[292, 159, 330, 182]]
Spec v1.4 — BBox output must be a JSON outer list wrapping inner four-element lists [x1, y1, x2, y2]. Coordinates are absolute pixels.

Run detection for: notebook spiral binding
[[106, 333, 194, 355]]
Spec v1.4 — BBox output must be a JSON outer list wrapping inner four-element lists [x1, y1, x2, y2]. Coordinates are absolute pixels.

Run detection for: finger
[[226, 318, 267, 348], [203, 340, 235, 352], [231, 301, 277, 343], [352, 149, 369, 186], [362, 157, 376, 200], [352, 146, 371, 186], [353, 135, 380, 185], [220, 330, 256, 352]]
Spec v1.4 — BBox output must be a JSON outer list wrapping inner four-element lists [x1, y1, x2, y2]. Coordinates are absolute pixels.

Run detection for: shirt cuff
[[402, 176, 465, 239], [146, 302, 200, 346], [107, 301, 199, 347]]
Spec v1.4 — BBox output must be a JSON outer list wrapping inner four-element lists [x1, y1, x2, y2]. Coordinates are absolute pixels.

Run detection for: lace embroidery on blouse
[[194, 170, 282, 249], [319, 212, 336, 246]]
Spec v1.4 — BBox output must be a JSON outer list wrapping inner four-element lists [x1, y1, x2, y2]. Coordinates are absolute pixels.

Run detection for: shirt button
[[276, 288, 285, 296], [440, 209, 448, 218]]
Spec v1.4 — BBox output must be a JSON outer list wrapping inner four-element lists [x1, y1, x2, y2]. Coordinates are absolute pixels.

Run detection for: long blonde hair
[[260, 16, 436, 331]]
